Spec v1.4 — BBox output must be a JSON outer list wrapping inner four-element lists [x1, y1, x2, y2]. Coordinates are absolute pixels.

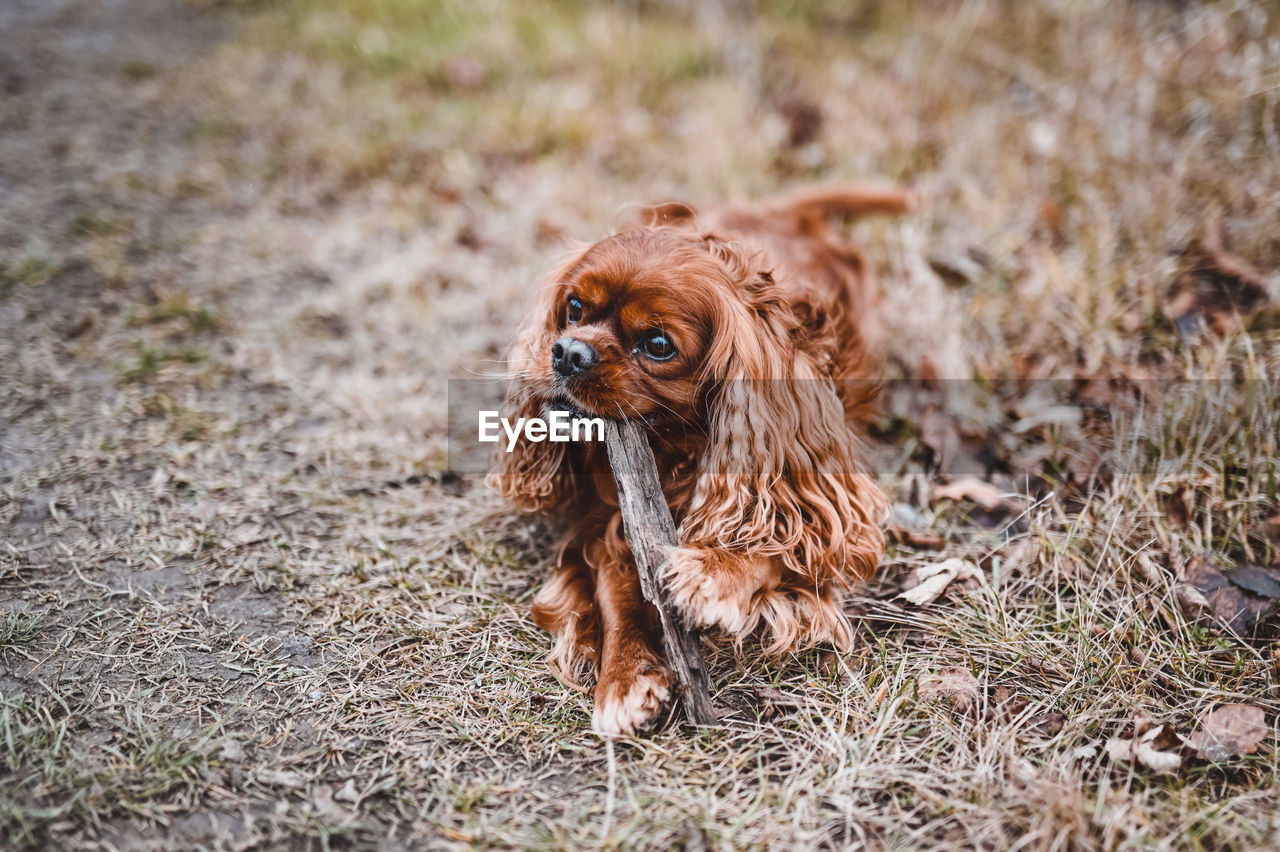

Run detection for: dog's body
[[492, 184, 907, 733]]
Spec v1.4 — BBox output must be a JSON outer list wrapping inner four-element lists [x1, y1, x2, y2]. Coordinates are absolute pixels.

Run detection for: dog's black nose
[[551, 337, 598, 377]]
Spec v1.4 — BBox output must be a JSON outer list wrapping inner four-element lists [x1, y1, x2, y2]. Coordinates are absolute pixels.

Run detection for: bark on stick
[[602, 418, 717, 726]]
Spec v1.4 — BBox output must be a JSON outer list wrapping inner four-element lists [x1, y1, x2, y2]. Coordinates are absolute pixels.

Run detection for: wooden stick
[[602, 418, 717, 726]]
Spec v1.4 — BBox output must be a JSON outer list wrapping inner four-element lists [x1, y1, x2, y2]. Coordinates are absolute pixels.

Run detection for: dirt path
[[0, 2, 499, 846]]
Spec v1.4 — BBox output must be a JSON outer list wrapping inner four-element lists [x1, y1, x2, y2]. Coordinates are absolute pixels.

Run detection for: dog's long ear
[[486, 244, 590, 513], [678, 237, 886, 586]]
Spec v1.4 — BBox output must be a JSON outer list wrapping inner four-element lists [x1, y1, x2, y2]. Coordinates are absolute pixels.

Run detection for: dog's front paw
[[592, 665, 672, 736], [664, 546, 765, 635]]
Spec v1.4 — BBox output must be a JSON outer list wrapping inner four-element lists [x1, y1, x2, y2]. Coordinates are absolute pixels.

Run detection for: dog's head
[[518, 228, 744, 425], [490, 225, 769, 510]]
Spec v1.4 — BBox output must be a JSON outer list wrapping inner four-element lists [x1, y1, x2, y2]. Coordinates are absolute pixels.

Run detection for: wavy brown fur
[[489, 183, 906, 733]]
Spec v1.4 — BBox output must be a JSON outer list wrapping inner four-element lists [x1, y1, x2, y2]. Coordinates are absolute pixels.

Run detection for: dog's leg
[[663, 545, 777, 637], [531, 545, 600, 688], [590, 554, 672, 735], [665, 547, 854, 653]]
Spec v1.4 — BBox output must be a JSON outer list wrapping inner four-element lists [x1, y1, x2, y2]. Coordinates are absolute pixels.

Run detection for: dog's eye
[[637, 331, 677, 362], [566, 296, 582, 324]]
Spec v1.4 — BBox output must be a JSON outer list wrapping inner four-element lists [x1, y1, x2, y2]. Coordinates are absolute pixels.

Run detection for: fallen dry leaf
[[993, 685, 1027, 717], [991, 685, 1063, 735], [1132, 552, 1165, 585], [932, 476, 1019, 515], [1223, 564, 1280, 598], [1030, 711, 1066, 737], [898, 558, 986, 605], [1105, 722, 1187, 774], [1173, 580, 1213, 616], [1176, 556, 1280, 637], [887, 525, 947, 550], [919, 666, 980, 713], [1188, 704, 1268, 762]]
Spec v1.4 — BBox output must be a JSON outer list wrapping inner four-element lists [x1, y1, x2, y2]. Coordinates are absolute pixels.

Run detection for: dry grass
[[1, 0, 1278, 848]]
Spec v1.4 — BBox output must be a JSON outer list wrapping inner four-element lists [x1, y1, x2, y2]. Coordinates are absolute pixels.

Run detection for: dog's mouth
[[543, 395, 592, 419], [544, 394, 660, 426], [545, 395, 670, 430]]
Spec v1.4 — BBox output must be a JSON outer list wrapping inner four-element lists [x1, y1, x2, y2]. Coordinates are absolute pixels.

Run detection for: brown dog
[[491, 184, 908, 733]]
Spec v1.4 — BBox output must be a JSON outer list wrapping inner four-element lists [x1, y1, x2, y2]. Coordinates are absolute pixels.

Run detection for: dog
[[490, 184, 908, 734]]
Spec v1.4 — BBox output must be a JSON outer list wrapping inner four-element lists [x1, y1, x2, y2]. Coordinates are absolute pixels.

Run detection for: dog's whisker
[[619, 389, 702, 431]]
